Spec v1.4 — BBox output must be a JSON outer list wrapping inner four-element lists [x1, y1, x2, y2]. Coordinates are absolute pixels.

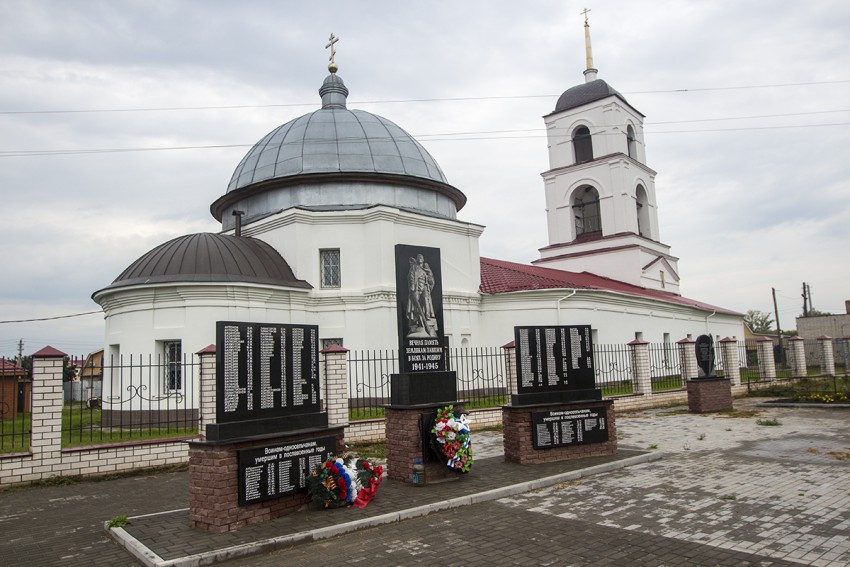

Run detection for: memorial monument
[[187, 321, 344, 532], [385, 244, 463, 483], [503, 325, 617, 464], [686, 334, 733, 413]]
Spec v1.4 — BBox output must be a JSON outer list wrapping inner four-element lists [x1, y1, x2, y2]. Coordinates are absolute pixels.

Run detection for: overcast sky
[[1, 0, 848, 357]]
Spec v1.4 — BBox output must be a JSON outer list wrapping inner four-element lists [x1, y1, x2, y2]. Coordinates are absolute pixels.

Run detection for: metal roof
[[550, 78, 642, 116], [94, 233, 311, 295]]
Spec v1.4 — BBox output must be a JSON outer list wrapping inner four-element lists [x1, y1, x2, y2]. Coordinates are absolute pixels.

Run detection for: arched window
[[635, 184, 650, 238], [573, 126, 593, 164], [626, 125, 637, 159], [573, 186, 601, 237]]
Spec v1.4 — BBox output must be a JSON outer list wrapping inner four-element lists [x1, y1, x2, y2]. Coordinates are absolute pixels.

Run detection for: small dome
[[551, 79, 635, 114], [93, 233, 311, 296]]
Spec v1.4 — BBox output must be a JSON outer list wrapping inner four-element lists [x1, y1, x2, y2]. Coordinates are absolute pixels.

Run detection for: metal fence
[[648, 342, 682, 391], [593, 343, 635, 395], [0, 357, 31, 454], [64, 354, 199, 447]]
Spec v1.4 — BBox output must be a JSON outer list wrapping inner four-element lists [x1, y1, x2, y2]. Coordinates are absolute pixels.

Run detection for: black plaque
[[695, 334, 715, 377], [514, 325, 595, 394], [237, 435, 336, 506], [216, 321, 321, 424], [531, 407, 608, 449], [394, 244, 447, 374]]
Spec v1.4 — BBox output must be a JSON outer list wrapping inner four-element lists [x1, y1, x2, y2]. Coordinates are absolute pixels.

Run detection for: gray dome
[[211, 72, 466, 225], [552, 79, 638, 115], [226, 106, 448, 192], [93, 233, 311, 296]]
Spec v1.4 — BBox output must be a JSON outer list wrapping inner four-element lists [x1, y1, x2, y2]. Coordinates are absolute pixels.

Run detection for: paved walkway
[[1, 398, 848, 566]]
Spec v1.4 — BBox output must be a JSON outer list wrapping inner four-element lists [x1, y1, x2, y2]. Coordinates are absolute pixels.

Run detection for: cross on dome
[[326, 33, 340, 73]]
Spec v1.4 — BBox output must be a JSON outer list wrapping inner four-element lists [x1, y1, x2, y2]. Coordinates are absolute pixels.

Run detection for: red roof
[[0, 359, 27, 375], [479, 257, 739, 315]]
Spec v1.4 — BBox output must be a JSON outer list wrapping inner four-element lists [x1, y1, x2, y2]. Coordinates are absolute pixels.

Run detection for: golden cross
[[581, 7, 591, 24], [326, 33, 339, 65]]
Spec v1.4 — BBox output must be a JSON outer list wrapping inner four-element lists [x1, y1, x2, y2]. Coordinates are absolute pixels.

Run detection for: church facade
[[92, 29, 742, 390]]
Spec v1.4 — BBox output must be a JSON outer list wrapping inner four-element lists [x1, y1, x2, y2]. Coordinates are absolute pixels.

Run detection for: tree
[[799, 308, 831, 317], [744, 310, 774, 333]]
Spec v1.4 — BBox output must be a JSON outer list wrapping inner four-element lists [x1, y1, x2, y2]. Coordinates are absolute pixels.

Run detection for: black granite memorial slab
[[531, 406, 609, 449], [215, 321, 321, 426], [512, 325, 600, 405], [237, 435, 336, 506], [695, 334, 715, 377], [394, 244, 447, 374], [390, 371, 457, 406]]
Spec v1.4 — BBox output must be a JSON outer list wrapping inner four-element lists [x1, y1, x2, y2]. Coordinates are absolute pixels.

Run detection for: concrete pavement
[[1, 397, 847, 566]]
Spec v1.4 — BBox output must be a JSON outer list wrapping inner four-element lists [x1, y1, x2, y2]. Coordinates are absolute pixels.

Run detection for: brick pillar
[[629, 339, 651, 395], [719, 338, 741, 386], [756, 337, 776, 380], [321, 345, 349, 428], [30, 347, 66, 471], [788, 336, 807, 377], [677, 338, 698, 381], [502, 341, 517, 399], [818, 336, 835, 376], [197, 344, 217, 439]]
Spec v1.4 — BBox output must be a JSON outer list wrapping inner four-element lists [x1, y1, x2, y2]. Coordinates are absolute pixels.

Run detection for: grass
[[756, 418, 782, 426], [345, 440, 387, 460], [746, 376, 850, 403]]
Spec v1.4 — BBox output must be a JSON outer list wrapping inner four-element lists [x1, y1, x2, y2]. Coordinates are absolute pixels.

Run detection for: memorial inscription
[[216, 321, 320, 424], [531, 407, 608, 449], [515, 325, 594, 394], [394, 244, 447, 374], [237, 435, 336, 506]]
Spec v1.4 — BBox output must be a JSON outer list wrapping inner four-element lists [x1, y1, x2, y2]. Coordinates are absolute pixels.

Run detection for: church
[[92, 24, 742, 378]]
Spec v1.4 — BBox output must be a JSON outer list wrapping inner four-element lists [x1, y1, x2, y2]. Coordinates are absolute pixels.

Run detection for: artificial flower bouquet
[[430, 405, 473, 473], [306, 455, 383, 509]]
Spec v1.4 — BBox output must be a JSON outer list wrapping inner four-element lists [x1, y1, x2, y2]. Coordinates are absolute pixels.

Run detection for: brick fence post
[[719, 338, 741, 386], [788, 336, 807, 377], [756, 337, 777, 381], [818, 336, 835, 376], [321, 345, 349, 428], [30, 346, 66, 480], [677, 338, 698, 381], [197, 344, 217, 439], [629, 339, 652, 395]]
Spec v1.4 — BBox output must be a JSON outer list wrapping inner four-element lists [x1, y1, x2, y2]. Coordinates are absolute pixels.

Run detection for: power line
[[0, 310, 103, 324], [2, 79, 848, 116], [2, 121, 848, 158]]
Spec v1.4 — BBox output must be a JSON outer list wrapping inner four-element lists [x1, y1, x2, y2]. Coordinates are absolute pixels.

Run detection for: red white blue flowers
[[431, 405, 473, 473]]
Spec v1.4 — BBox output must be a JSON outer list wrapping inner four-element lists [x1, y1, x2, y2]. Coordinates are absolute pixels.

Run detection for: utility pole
[[802, 282, 809, 317], [16, 339, 24, 366]]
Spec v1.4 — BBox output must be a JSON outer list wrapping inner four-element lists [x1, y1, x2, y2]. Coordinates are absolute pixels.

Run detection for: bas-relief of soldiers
[[405, 253, 438, 338]]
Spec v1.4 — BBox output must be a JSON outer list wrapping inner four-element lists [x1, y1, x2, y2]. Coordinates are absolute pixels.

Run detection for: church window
[[320, 249, 341, 288], [635, 185, 650, 238], [161, 340, 182, 391], [660, 270, 666, 288], [573, 126, 593, 164], [573, 186, 601, 237], [627, 125, 637, 159]]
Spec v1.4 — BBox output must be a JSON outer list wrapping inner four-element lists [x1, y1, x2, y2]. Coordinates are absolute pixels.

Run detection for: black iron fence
[[63, 354, 199, 447], [648, 342, 682, 391], [593, 343, 635, 395], [0, 357, 31, 454]]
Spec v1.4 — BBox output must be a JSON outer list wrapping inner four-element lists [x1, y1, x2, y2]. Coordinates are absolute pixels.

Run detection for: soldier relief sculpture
[[406, 254, 438, 338]]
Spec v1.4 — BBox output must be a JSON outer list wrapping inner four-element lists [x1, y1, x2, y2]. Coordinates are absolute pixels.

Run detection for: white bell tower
[[533, 10, 680, 294]]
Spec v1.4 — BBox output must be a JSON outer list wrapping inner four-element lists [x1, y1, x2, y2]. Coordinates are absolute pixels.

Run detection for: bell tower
[[533, 9, 680, 293]]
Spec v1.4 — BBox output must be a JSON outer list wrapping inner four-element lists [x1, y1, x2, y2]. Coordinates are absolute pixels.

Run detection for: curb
[[107, 451, 660, 567]]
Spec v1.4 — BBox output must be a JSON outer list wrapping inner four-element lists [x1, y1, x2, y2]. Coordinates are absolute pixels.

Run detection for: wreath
[[306, 455, 383, 509], [429, 405, 473, 473]]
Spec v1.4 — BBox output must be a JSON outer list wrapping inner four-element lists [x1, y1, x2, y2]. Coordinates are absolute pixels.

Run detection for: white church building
[[92, 25, 742, 380]]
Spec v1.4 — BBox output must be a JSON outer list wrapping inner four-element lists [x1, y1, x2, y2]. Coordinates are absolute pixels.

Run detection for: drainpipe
[[705, 310, 716, 335], [556, 290, 578, 324]]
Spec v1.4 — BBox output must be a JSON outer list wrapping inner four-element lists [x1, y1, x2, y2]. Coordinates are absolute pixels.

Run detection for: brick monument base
[[385, 404, 465, 484], [686, 377, 733, 413], [187, 427, 344, 533], [502, 399, 617, 465]]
